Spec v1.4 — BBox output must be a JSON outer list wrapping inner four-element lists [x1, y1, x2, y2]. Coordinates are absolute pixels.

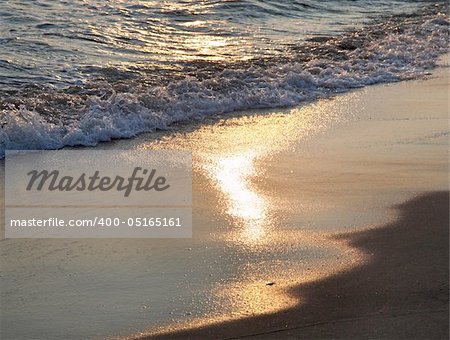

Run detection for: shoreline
[[1, 59, 448, 339], [1, 2, 448, 159], [130, 58, 449, 338]]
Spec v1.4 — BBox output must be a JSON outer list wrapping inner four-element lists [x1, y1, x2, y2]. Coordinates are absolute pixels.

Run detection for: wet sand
[[1, 60, 448, 339], [145, 191, 449, 339], [136, 59, 449, 338]]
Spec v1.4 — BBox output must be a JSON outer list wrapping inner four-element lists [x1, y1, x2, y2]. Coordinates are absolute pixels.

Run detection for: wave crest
[[1, 6, 448, 158]]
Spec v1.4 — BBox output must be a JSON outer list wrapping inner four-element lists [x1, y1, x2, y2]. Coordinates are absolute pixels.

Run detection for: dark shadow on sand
[[143, 191, 449, 339]]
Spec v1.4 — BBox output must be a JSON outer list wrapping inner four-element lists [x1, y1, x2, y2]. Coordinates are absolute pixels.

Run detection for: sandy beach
[[144, 192, 449, 339], [128, 58, 449, 338], [1, 58, 448, 339], [1, 3, 449, 340]]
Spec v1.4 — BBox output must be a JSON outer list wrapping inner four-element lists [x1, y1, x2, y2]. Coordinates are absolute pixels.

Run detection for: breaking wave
[[1, 3, 448, 158]]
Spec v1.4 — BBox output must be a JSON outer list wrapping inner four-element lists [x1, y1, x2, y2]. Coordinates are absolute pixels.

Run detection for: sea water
[[1, 1, 448, 157]]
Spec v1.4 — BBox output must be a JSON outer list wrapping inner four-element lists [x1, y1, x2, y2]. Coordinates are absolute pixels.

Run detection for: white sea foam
[[1, 14, 448, 158]]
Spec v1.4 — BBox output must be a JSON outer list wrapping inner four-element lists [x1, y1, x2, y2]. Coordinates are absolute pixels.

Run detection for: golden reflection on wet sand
[[132, 96, 363, 336], [197, 97, 356, 248], [209, 151, 268, 245]]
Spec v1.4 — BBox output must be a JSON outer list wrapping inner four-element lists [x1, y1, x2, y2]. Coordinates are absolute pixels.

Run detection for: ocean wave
[[1, 5, 449, 158]]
